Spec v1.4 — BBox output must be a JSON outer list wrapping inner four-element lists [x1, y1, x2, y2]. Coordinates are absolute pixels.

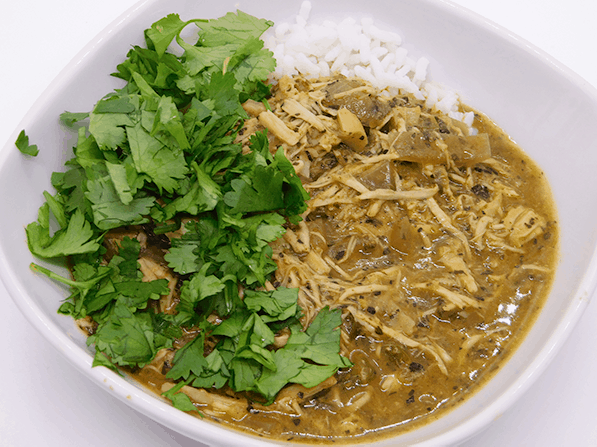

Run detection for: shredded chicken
[[248, 73, 554, 384], [119, 72, 556, 439], [137, 256, 178, 314]]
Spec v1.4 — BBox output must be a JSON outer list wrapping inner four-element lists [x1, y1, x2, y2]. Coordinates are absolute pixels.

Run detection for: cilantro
[[222, 132, 309, 217], [31, 262, 112, 318], [284, 307, 352, 369], [26, 206, 101, 258], [105, 161, 134, 205], [84, 163, 155, 230], [166, 301, 351, 405], [127, 123, 188, 193], [88, 108, 134, 150], [15, 130, 39, 156], [22, 9, 349, 412], [174, 263, 237, 325], [60, 111, 90, 126], [166, 331, 209, 380], [146, 14, 191, 57], [89, 297, 172, 367], [161, 380, 202, 415], [197, 11, 273, 47], [92, 351, 122, 374], [244, 288, 300, 323], [164, 241, 201, 275]]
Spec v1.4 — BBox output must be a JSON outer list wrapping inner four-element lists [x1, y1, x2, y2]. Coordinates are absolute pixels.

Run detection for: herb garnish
[[15, 130, 39, 156], [23, 10, 351, 411]]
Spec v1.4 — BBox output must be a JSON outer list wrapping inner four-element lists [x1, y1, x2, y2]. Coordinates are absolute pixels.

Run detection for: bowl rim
[[1, 0, 597, 445]]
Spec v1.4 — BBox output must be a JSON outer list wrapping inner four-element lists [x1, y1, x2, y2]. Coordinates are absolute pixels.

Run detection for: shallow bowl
[[1, 0, 597, 445]]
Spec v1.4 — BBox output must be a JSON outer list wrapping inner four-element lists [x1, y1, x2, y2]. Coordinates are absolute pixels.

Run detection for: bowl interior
[[1, 0, 597, 445]]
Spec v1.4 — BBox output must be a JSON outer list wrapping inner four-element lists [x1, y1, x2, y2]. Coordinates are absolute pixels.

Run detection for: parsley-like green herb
[[23, 10, 351, 412], [15, 130, 39, 156]]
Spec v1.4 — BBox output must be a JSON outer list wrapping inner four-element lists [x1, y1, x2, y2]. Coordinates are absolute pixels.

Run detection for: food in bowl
[[20, 1, 558, 444]]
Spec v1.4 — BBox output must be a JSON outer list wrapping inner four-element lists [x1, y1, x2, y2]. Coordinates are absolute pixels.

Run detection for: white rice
[[263, 1, 475, 128]]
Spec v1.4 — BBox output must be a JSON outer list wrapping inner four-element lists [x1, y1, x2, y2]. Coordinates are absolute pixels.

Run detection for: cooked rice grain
[[263, 1, 475, 126]]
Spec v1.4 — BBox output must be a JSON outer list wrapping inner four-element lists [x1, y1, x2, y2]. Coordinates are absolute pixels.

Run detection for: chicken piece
[[337, 107, 368, 152], [281, 98, 326, 131], [503, 206, 546, 247], [162, 384, 247, 419], [258, 110, 301, 146], [437, 244, 478, 293], [305, 250, 332, 275], [138, 256, 178, 314], [242, 99, 267, 117]]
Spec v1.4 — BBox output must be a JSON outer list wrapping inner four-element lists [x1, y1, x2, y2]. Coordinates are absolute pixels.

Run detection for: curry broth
[[122, 76, 557, 443]]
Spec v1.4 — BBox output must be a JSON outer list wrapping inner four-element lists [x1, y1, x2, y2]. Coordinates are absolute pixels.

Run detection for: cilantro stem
[[30, 262, 108, 290], [153, 217, 182, 235]]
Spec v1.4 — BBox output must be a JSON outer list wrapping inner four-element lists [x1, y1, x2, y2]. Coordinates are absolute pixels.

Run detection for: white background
[[1, 1, 596, 446]]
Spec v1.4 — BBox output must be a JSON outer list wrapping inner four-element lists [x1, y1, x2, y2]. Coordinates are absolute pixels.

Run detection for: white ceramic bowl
[[2, 0, 597, 445]]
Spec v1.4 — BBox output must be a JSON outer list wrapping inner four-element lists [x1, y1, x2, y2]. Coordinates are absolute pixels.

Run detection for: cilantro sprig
[[24, 10, 351, 411], [15, 130, 39, 156]]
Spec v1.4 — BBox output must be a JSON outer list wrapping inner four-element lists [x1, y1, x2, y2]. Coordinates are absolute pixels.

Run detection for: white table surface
[[1, 1, 596, 446]]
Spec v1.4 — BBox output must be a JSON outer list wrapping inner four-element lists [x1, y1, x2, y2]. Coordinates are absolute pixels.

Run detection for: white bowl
[[1, 0, 597, 445]]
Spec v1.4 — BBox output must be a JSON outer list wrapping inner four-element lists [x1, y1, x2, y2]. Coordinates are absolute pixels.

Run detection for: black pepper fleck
[[409, 362, 424, 372]]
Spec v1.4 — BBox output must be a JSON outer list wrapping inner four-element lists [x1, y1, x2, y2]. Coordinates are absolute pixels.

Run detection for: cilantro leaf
[[72, 127, 105, 169], [253, 349, 305, 402], [191, 349, 229, 389], [197, 11, 273, 47], [127, 123, 188, 193], [161, 162, 221, 219], [31, 262, 112, 318], [226, 38, 277, 89], [243, 287, 301, 322], [162, 380, 202, 414], [94, 95, 137, 114], [175, 264, 237, 325], [224, 165, 285, 213], [222, 132, 309, 217], [60, 111, 89, 126], [253, 308, 352, 404], [92, 351, 122, 374], [273, 146, 310, 218], [285, 307, 352, 368], [164, 242, 200, 275], [179, 41, 239, 77], [15, 130, 39, 156], [146, 13, 190, 57], [85, 163, 155, 230], [115, 279, 170, 310], [164, 217, 221, 274], [88, 109, 134, 150], [26, 206, 101, 258], [113, 237, 141, 278], [166, 327, 231, 391], [289, 364, 340, 389], [89, 297, 172, 367], [51, 163, 89, 215], [105, 161, 134, 205], [169, 391, 200, 414], [202, 71, 247, 117], [153, 95, 190, 150]]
